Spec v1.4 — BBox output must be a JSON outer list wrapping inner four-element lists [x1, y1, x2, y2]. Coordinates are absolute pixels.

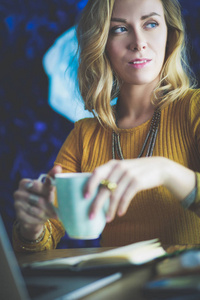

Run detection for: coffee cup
[[38, 172, 108, 239]]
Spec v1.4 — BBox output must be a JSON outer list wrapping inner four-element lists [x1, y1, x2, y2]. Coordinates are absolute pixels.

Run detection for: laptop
[[0, 215, 122, 300]]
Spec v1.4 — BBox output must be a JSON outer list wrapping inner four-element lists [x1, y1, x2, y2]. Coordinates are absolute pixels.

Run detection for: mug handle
[[37, 173, 56, 186], [37, 174, 58, 215]]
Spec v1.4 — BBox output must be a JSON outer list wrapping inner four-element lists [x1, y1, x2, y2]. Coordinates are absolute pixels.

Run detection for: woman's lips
[[128, 59, 152, 69]]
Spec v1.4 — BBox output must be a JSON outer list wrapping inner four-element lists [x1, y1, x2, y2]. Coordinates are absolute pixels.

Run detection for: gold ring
[[28, 194, 39, 206], [100, 179, 117, 193]]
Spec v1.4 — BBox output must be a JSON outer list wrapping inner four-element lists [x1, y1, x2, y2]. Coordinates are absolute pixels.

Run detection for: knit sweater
[[13, 89, 200, 251]]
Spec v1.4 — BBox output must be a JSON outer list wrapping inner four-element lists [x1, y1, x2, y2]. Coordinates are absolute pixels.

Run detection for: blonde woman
[[13, 0, 200, 252]]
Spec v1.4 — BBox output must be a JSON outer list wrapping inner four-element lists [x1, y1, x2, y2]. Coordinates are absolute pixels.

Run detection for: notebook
[[0, 214, 121, 300]]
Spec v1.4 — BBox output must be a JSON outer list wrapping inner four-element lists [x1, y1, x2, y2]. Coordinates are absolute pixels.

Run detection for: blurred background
[[0, 0, 200, 248]]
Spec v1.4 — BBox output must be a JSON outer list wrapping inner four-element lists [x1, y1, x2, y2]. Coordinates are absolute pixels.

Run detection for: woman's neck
[[116, 84, 156, 129]]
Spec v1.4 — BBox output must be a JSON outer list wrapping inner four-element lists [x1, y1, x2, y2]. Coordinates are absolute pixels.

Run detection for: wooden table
[[16, 247, 155, 300]]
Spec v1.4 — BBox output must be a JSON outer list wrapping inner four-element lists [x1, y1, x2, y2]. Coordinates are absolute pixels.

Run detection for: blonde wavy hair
[[76, 0, 196, 131]]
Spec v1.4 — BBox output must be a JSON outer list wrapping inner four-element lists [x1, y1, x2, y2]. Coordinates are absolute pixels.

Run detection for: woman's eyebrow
[[141, 12, 161, 20], [111, 18, 127, 23], [111, 12, 161, 23]]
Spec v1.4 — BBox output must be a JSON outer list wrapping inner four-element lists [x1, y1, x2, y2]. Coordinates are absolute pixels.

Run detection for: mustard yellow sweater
[[13, 89, 200, 252]]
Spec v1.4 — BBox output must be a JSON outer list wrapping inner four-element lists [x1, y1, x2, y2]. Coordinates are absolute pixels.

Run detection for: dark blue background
[[0, 0, 200, 248]]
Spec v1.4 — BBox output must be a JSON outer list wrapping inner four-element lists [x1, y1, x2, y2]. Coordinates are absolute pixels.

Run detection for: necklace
[[112, 108, 161, 160]]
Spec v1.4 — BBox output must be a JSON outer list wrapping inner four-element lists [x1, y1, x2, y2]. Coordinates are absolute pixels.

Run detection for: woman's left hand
[[84, 157, 196, 222]]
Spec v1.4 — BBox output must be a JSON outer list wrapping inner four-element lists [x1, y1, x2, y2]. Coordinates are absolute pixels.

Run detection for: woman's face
[[106, 0, 168, 87]]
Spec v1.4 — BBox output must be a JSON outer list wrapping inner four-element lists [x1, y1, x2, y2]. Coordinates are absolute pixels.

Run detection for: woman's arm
[[85, 157, 196, 222], [85, 90, 200, 222], [13, 120, 84, 252]]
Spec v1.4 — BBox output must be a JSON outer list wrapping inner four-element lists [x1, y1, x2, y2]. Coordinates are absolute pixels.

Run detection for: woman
[[13, 0, 200, 252]]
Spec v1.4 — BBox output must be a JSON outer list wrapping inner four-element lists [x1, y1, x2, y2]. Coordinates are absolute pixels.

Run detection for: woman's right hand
[[13, 165, 62, 240]]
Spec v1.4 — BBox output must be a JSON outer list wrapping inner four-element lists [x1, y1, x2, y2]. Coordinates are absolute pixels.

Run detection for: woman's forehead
[[111, 0, 165, 18]]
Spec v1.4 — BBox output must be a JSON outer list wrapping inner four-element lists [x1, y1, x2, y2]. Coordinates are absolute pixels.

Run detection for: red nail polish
[[106, 216, 112, 222], [118, 210, 123, 217], [89, 213, 95, 220], [84, 193, 90, 199]]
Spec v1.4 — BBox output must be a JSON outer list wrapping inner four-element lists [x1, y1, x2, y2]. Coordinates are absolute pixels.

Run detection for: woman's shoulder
[[73, 117, 102, 136], [174, 88, 200, 124], [170, 88, 200, 113], [75, 117, 99, 128], [180, 88, 200, 105], [163, 89, 200, 123]]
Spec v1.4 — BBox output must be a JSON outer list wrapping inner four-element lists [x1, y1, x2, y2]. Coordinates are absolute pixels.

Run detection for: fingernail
[[25, 181, 34, 189], [118, 210, 124, 217], [89, 213, 95, 220], [84, 193, 90, 199], [106, 215, 112, 222]]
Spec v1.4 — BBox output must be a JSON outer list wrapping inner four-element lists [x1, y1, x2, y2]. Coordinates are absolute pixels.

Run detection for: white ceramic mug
[[38, 172, 108, 240]]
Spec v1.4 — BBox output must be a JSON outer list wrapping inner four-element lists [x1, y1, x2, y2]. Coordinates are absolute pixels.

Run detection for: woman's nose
[[130, 43, 146, 51], [129, 32, 147, 51]]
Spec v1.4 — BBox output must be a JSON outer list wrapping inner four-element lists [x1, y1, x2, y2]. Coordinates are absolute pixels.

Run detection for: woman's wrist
[[14, 220, 53, 252], [18, 222, 44, 242], [180, 184, 197, 209], [163, 158, 196, 201]]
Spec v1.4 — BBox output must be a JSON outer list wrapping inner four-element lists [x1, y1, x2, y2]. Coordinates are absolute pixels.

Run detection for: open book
[[29, 239, 166, 271]]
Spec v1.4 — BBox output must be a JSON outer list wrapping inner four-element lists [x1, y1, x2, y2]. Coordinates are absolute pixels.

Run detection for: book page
[[29, 239, 166, 270]]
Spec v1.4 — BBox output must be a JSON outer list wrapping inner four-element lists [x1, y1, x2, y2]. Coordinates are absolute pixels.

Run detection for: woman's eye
[[110, 26, 127, 34], [145, 22, 159, 29]]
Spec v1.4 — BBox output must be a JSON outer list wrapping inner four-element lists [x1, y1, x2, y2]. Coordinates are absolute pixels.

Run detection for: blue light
[[77, 0, 88, 11], [26, 21, 35, 30], [5, 16, 15, 32], [34, 121, 47, 133]]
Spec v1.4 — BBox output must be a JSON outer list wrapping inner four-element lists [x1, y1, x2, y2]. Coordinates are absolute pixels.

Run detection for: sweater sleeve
[[188, 89, 200, 215], [13, 219, 65, 252], [54, 119, 84, 172]]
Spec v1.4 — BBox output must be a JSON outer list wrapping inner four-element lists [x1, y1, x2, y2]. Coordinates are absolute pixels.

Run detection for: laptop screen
[[0, 215, 30, 300], [0, 215, 121, 300]]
